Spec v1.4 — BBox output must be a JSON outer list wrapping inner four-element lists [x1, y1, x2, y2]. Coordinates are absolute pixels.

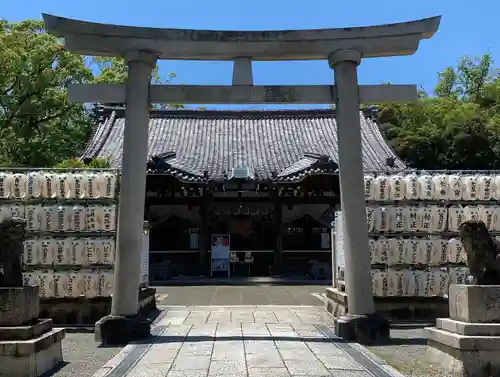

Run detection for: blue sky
[[2, 0, 499, 109]]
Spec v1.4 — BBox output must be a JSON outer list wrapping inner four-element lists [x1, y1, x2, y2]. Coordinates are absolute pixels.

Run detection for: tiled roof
[[83, 107, 405, 183]]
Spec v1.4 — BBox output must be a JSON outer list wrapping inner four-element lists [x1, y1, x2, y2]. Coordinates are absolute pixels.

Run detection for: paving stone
[[278, 348, 318, 361], [166, 371, 206, 377], [308, 343, 344, 356], [208, 360, 247, 376], [188, 324, 218, 335], [206, 312, 231, 323], [244, 340, 277, 353], [161, 325, 193, 337], [243, 324, 271, 333], [137, 349, 179, 364], [246, 352, 285, 368], [267, 324, 293, 331], [326, 371, 373, 377], [126, 362, 172, 377], [177, 343, 213, 356], [171, 355, 211, 371], [211, 350, 246, 362], [212, 343, 245, 360], [315, 353, 365, 370], [284, 359, 330, 376], [275, 340, 310, 349], [149, 341, 184, 351], [213, 340, 244, 350], [290, 324, 317, 331], [248, 367, 292, 377], [295, 329, 327, 336], [96, 304, 388, 377]]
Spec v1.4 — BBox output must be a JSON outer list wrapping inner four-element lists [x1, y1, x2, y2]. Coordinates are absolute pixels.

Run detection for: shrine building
[[82, 105, 405, 281]]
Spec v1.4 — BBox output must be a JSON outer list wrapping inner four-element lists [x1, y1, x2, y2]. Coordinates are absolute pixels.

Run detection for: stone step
[[0, 327, 66, 357], [425, 326, 500, 350], [437, 318, 500, 336], [0, 319, 54, 341], [0, 328, 66, 377]]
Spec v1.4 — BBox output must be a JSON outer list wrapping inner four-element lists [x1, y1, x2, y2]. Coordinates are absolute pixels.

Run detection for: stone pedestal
[[426, 284, 500, 377], [324, 288, 389, 344], [94, 287, 156, 345], [324, 287, 449, 322], [95, 314, 151, 345], [0, 286, 66, 377]]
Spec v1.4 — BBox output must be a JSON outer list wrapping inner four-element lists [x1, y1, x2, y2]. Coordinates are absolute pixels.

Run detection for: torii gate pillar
[[94, 50, 157, 345], [329, 50, 389, 341]]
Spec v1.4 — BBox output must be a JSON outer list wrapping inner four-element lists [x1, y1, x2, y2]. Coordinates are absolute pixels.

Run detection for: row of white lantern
[[23, 238, 115, 266], [0, 204, 117, 232], [366, 204, 500, 233], [372, 267, 469, 297], [364, 173, 500, 201], [369, 237, 472, 265], [0, 171, 118, 200], [22, 270, 114, 298]]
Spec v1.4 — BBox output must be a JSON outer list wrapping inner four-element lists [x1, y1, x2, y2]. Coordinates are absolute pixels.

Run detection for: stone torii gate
[[43, 14, 440, 344]]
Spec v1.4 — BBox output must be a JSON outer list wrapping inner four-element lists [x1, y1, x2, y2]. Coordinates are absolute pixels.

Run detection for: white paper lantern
[[477, 175, 494, 200], [99, 172, 118, 199], [84, 172, 100, 199], [41, 172, 57, 199], [418, 174, 434, 200], [99, 271, 114, 297], [404, 173, 420, 200], [0, 172, 13, 199], [462, 175, 479, 201], [26, 171, 43, 199], [432, 174, 449, 200], [11, 173, 27, 199], [67, 271, 86, 297], [389, 174, 406, 201], [448, 174, 464, 200], [56, 173, 75, 199], [374, 175, 390, 201]]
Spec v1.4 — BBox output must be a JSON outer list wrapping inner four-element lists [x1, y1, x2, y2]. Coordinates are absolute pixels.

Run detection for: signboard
[[139, 221, 150, 287], [211, 234, 230, 276], [334, 211, 345, 282]]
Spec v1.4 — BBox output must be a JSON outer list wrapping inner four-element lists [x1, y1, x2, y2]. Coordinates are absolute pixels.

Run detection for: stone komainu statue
[[458, 219, 500, 285], [0, 217, 26, 287]]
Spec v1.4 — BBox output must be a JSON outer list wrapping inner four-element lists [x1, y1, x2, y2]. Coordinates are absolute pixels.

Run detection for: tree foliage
[[4, 18, 500, 171], [380, 53, 500, 170], [0, 20, 93, 167], [55, 157, 112, 169], [0, 19, 182, 168]]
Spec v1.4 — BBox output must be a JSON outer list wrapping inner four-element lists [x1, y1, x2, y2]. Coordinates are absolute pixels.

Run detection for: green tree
[[379, 53, 500, 170], [91, 56, 183, 109], [0, 19, 183, 168], [0, 19, 93, 167], [55, 156, 112, 169]]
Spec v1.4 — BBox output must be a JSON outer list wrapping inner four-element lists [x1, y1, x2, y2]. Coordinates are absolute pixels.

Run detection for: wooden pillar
[[199, 198, 209, 276], [273, 200, 283, 274]]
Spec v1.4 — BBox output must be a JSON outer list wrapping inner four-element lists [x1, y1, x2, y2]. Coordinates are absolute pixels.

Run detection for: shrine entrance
[[43, 13, 441, 343]]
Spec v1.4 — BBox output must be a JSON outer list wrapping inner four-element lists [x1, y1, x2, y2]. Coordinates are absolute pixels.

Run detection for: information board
[[139, 221, 150, 287], [211, 234, 230, 276], [334, 211, 345, 282]]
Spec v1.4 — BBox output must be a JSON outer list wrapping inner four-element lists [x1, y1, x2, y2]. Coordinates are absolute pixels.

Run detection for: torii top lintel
[[42, 14, 441, 61]]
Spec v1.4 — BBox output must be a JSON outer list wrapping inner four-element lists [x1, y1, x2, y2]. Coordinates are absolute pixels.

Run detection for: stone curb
[[348, 342, 407, 377], [89, 310, 166, 377]]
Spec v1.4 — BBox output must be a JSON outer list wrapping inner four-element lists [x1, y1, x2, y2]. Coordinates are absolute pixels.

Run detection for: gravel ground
[[367, 327, 455, 377], [47, 331, 122, 377]]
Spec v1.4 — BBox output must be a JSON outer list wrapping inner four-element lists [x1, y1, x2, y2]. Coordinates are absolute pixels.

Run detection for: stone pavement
[[93, 306, 403, 377], [153, 285, 326, 306]]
